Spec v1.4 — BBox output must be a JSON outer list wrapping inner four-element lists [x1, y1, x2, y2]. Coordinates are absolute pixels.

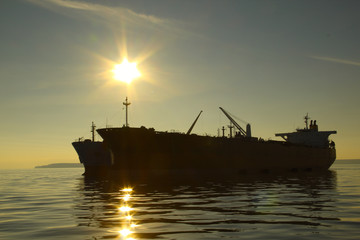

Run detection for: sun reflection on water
[[113, 187, 138, 240], [119, 228, 133, 237], [121, 188, 133, 192], [119, 206, 133, 212], [124, 215, 132, 220], [123, 194, 131, 201]]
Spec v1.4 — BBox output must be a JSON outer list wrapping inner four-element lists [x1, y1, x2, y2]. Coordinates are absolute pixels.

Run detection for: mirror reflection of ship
[[72, 122, 112, 175], [82, 97, 337, 176]]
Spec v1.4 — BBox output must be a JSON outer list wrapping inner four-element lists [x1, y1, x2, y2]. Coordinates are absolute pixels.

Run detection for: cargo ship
[[96, 98, 337, 174], [72, 122, 112, 175]]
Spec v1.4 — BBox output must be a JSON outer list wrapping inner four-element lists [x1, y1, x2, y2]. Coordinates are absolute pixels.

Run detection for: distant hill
[[35, 163, 82, 168], [336, 159, 360, 164]]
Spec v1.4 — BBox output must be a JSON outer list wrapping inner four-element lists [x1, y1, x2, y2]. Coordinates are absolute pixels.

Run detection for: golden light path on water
[[113, 187, 138, 240]]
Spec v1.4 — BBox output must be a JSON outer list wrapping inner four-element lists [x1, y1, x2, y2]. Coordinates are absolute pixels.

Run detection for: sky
[[1, 0, 360, 169]]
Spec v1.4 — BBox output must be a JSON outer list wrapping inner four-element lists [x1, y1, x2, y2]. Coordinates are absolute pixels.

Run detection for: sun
[[112, 59, 141, 84]]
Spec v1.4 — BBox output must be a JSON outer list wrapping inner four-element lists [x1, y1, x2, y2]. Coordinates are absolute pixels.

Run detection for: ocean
[[1, 160, 359, 239]]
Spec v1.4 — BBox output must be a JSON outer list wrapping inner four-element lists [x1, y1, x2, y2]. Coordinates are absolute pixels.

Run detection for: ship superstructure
[[275, 114, 337, 148]]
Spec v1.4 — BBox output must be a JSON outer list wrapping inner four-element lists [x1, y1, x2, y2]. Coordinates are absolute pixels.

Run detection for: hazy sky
[[1, 0, 360, 169]]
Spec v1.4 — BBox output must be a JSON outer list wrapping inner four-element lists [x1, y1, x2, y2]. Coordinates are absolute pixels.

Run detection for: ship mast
[[123, 97, 131, 127], [222, 126, 226, 137], [91, 121, 96, 142], [228, 123, 234, 138], [304, 113, 310, 130]]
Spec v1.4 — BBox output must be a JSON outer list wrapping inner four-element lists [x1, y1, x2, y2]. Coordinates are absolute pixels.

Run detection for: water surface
[[1, 161, 359, 239]]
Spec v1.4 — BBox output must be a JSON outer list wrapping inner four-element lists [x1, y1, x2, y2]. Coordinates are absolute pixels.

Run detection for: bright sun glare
[[112, 59, 141, 84]]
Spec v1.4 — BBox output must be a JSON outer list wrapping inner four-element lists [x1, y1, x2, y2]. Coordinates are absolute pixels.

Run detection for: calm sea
[[1, 160, 360, 240]]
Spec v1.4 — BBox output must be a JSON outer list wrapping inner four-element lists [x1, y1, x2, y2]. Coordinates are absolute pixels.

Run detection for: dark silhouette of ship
[[95, 98, 337, 175], [72, 122, 112, 175]]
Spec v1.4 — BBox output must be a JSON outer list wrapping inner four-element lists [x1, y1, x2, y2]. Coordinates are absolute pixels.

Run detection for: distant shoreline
[[35, 163, 82, 168]]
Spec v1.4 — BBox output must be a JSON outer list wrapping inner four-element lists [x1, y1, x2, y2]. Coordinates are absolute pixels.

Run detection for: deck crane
[[186, 110, 203, 135], [219, 107, 252, 138]]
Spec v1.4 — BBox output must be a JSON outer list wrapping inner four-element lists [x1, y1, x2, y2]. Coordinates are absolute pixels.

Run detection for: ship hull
[[97, 127, 336, 174], [72, 141, 112, 175]]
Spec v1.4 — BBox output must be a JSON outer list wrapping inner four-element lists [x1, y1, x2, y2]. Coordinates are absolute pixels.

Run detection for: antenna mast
[[123, 97, 131, 127]]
